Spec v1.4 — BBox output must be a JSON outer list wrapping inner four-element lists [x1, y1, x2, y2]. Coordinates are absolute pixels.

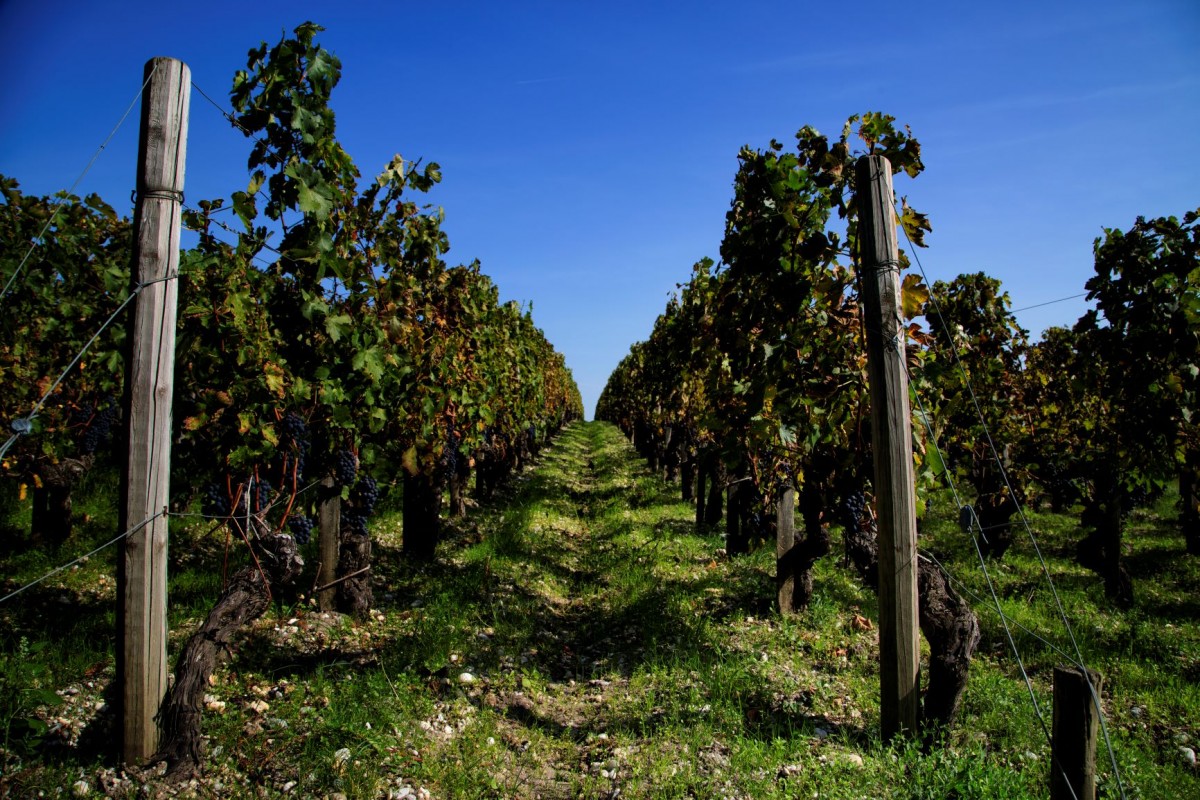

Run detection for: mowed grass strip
[[2, 422, 1197, 798]]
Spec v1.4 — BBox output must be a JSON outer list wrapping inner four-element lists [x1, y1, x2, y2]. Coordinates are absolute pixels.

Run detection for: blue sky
[[2, 1, 1198, 418]]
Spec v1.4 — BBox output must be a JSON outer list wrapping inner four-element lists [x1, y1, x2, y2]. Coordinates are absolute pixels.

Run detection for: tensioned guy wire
[[182, 202, 280, 269], [0, 275, 175, 463], [0, 511, 166, 605], [896, 210, 1126, 799], [1010, 292, 1089, 315], [918, 550, 1080, 664], [908, 387, 1061, 731], [2, 474, 321, 607], [907, 380, 1086, 800], [0, 63, 158, 310], [191, 80, 279, 158], [901, 222, 1088, 663]]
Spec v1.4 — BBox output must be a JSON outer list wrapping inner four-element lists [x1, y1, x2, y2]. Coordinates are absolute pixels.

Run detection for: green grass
[[1, 423, 1198, 797]]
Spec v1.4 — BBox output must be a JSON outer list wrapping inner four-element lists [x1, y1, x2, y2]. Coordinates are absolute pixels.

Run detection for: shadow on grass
[[11, 422, 885, 778], [353, 423, 875, 750]]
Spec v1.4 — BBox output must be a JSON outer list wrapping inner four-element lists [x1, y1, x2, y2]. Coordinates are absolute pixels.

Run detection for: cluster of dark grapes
[[280, 412, 311, 479], [773, 462, 796, 493], [341, 475, 379, 539], [202, 482, 252, 520], [288, 514, 315, 545], [840, 491, 867, 532], [203, 483, 231, 517], [352, 476, 379, 514], [74, 395, 120, 455], [341, 513, 369, 538], [281, 411, 307, 443], [439, 430, 461, 478], [334, 448, 358, 486], [253, 480, 273, 513], [1037, 463, 1080, 509], [267, 412, 311, 487], [1125, 484, 1160, 511]]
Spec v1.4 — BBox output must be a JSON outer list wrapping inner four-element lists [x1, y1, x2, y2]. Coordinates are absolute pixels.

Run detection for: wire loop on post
[[139, 189, 185, 204]]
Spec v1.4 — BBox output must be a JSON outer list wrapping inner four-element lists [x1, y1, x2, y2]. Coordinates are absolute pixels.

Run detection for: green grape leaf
[[296, 180, 332, 216], [325, 313, 352, 342]]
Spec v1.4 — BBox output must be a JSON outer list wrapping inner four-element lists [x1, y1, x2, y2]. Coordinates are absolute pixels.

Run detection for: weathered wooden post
[[855, 154, 920, 740], [726, 478, 746, 555], [118, 56, 189, 763], [1051, 666, 1104, 800], [776, 485, 797, 614], [317, 476, 341, 612]]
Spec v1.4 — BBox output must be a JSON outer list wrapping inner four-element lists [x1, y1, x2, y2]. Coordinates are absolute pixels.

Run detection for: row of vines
[[1, 23, 582, 775], [597, 112, 1199, 734]]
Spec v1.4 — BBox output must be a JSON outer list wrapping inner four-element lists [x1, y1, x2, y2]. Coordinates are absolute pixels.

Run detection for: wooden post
[[1052, 666, 1104, 800], [855, 154, 920, 741], [317, 476, 341, 612], [118, 56, 189, 763], [680, 458, 696, 503], [776, 486, 796, 614], [726, 480, 744, 555]]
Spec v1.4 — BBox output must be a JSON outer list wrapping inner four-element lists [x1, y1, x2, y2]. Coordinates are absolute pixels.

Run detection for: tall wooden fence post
[[855, 154, 920, 741], [118, 56, 189, 764], [1052, 666, 1104, 800]]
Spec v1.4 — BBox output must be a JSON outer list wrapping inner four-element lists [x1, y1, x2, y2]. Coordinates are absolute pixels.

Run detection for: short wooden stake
[[317, 476, 341, 612], [119, 56, 189, 763], [1052, 666, 1104, 800], [726, 479, 745, 555], [856, 154, 920, 741], [776, 486, 797, 614]]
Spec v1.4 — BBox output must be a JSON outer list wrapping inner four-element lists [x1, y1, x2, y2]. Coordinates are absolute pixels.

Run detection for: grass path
[[341, 421, 1037, 799], [4, 421, 1198, 798]]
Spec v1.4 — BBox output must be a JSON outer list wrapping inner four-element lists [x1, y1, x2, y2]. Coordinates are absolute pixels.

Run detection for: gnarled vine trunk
[[154, 529, 302, 780], [402, 470, 443, 560], [694, 457, 708, 529], [680, 459, 696, 503], [842, 499, 980, 734], [725, 477, 749, 556], [336, 528, 372, 619], [971, 452, 1021, 560], [1181, 447, 1199, 556], [30, 456, 92, 548], [474, 448, 495, 502], [704, 457, 725, 528], [789, 480, 831, 611], [448, 457, 471, 518], [917, 555, 981, 734], [1077, 473, 1133, 608], [975, 491, 1020, 561]]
